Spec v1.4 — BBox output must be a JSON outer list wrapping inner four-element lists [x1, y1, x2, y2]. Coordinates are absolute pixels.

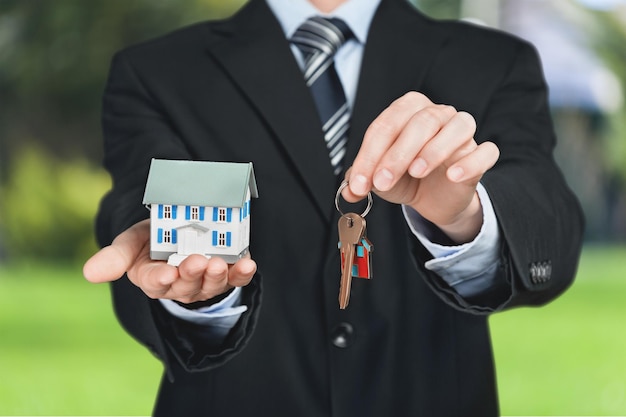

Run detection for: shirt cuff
[[402, 183, 501, 291], [159, 287, 248, 340]]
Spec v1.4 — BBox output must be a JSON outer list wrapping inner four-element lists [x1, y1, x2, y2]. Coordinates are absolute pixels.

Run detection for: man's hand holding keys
[[343, 91, 500, 244]]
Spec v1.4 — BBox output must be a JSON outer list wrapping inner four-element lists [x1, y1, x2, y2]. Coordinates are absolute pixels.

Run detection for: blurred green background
[[0, 0, 625, 415]]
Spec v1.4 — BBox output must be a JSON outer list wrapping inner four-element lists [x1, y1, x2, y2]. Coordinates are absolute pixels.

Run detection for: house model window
[[142, 159, 259, 266], [217, 207, 227, 222]]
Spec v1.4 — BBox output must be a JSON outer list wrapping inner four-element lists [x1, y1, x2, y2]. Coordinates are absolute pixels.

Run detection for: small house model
[[339, 237, 373, 279], [142, 159, 258, 266]]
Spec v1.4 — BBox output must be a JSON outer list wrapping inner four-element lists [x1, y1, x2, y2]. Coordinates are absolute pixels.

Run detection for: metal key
[[338, 213, 366, 309]]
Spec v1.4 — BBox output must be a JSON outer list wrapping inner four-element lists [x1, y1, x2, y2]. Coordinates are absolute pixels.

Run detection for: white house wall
[[149, 200, 252, 262]]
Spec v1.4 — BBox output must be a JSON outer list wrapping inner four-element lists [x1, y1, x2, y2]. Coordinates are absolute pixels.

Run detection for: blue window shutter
[[212, 231, 218, 246], [157, 228, 163, 244], [172, 205, 177, 219], [226, 208, 232, 222], [226, 232, 232, 247], [240, 207, 243, 222], [158, 205, 163, 219], [213, 207, 218, 222], [172, 229, 177, 244], [199, 207, 205, 221], [185, 206, 191, 220]]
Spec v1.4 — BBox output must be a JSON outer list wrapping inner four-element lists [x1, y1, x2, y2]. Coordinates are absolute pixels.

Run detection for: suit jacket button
[[529, 263, 539, 283], [530, 260, 552, 283], [331, 322, 354, 348]]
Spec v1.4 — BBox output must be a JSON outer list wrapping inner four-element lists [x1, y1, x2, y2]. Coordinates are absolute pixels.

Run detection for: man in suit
[[83, 0, 584, 415]]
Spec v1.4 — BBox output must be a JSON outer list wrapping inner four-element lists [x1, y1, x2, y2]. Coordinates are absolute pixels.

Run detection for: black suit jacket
[[96, 0, 584, 415]]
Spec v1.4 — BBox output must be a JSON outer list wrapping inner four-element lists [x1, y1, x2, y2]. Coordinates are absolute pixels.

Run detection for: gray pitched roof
[[142, 159, 258, 207]]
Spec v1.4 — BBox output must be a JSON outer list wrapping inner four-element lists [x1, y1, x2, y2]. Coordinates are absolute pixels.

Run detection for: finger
[[447, 141, 500, 184], [408, 111, 477, 179], [372, 104, 457, 192], [191, 256, 256, 301], [181, 256, 228, 300], [339, 167, 363, 204], [170, 254, 214, 301], [132, 261, 179, 299], [178, 254, 212, 283], [83, 246, 128, 283], [347, 92, 432, 198], [227, 257, 257, 287], [83, 219, 150, 283]]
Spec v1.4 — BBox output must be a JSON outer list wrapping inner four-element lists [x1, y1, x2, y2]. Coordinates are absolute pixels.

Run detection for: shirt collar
[[265, 0, 381, 44]]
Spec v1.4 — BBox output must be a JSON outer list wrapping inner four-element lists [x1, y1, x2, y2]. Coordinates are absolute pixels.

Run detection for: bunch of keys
[[335, 180, 374, 309]]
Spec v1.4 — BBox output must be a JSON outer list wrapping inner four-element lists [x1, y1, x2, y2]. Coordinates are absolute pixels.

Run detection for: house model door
[[178, 225, 210, 256]]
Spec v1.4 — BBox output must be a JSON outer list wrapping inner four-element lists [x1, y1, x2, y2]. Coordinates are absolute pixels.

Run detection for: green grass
[[0, 246, 624, 416], [491, 245, 626, 416], [0, 262, 161, 416]]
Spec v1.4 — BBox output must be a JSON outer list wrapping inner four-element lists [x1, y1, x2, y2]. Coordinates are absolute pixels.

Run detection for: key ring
[[335, 180, 373, 217]]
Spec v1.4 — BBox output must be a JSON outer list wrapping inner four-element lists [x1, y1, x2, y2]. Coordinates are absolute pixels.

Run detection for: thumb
[[83, 219, 150, 283]]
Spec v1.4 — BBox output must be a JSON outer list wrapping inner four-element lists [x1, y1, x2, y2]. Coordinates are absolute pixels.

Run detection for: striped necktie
[[291, 17, 354, 175]]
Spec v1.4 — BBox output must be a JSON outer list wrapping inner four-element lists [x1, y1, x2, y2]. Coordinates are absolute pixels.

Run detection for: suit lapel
[[203, 0, 450, 219], [345, 0, 450, 167], [204, 0, 337, 221]]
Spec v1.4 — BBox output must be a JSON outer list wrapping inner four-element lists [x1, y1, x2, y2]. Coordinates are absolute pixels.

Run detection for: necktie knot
[[291, 17, 353, 74]]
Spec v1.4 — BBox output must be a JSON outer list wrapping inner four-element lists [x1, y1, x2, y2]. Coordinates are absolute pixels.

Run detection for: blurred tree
[[582, 5, 626, 239], [413, 0, 462, 19], [586, 6, 626, 177], [0, 146, 111, 262], [0, 0, 244, 260], [0, 0, 244, 175]]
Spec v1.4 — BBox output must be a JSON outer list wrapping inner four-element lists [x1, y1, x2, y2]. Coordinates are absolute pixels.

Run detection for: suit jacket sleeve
[[411, 39, 584, 314], [96, 50, 262, 379]]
